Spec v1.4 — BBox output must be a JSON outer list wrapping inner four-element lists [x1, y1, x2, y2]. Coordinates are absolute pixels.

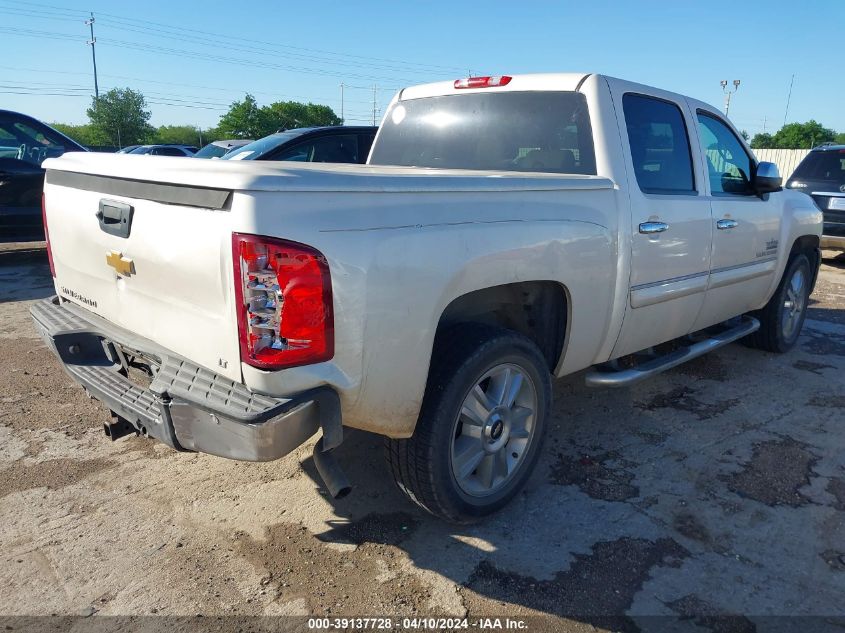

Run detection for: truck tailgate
[[43, 168, 242, 382]]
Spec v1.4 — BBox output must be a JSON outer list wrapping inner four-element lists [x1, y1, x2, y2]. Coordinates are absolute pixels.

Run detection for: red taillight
[[454, 75, 512, 89], [42, 193, 55, 278], [232, 233, 334, 371]]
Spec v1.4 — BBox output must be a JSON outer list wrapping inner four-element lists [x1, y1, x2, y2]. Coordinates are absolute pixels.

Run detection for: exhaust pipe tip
[[313, 437, 352, 499]]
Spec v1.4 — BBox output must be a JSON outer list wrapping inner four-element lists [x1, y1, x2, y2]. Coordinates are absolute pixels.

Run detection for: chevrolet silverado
[[32, 73, 822, 522]]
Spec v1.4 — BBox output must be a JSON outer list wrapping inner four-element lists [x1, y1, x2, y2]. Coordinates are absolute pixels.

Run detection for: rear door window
[[153, 147, 187, 156], [792, 151, 845, 185], [273, 134, 359, 163], [622, 94, 695, 194], [358, 131, 376, 163], [0, 115, 69, 166]]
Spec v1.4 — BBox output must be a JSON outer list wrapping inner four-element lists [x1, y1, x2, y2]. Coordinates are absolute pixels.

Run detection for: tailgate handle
[[96, 200, 133, 238]]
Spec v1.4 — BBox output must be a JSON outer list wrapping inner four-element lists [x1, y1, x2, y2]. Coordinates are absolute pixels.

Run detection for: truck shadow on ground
[[299, 427, 692, 632], [821, 252, 845, 270], [0, 247, 54, 303], [287, 330, 845, 631]]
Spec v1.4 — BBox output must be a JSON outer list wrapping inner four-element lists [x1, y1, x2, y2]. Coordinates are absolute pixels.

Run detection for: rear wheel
[[385, 324, 551, 523], [746, 253, 811, 353]]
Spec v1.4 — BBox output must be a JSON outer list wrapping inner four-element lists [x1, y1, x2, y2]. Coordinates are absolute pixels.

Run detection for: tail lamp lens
[[42, 193, 56, 278], [454, 75, 512, 89], [232, 233, 334, 370]]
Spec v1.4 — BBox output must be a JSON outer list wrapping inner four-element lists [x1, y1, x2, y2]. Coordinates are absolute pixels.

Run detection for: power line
[[783, 74, 795, 127], [0, 65, 375, 105], [94, 36, 417, 85], [0, 26, 79, 40], [0, 79, 386, 114], [0, 4, 409, 120], [0, 6, 84, 22], [0, 0, 466, 75], [0, 26, 421, 85], [0, 1, 87, 17], [92, 10, 465, 73], [94, 17, 447, 78]]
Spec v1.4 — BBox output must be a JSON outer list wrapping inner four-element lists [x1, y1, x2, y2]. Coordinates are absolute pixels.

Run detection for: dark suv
[[786, 144, 845, 251], [0, 110, 86, 242]]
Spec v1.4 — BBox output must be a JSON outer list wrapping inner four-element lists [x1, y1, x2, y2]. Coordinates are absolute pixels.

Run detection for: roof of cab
[[398, 73, 592, 101]]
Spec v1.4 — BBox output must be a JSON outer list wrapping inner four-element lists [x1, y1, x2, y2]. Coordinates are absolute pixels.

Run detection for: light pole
[[721, 79, 740, 117]]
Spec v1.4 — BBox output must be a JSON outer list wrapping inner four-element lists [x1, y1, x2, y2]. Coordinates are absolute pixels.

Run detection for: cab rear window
[[370, 91, 596, 175], [792, 151, 845, 184]]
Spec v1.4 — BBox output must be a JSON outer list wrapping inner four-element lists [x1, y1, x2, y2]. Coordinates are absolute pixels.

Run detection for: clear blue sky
[[2, 0, 841, 136]]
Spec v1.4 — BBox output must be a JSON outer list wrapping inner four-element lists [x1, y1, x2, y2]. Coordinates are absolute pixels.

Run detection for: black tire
[[745, 253, 811, 353], [385, 324, 552, 523]]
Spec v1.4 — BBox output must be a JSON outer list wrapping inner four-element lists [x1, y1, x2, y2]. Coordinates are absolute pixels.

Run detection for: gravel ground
[[1, 244, 844, 631]]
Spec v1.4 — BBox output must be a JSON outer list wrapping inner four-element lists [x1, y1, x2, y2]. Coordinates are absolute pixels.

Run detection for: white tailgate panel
[[46, 184, 242, 381]]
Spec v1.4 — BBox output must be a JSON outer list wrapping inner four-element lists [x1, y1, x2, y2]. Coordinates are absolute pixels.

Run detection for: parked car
[[129, 144, 197, 157], [33, 73, 821, 522], [0, 109, 86, 242], [222, 126, 377, 163], [193, 139, 253, 159], [785, 143, 845, 250], [115, 145, 141, 154]]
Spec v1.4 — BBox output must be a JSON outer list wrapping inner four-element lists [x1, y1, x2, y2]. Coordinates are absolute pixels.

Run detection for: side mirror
[[754, 161, 782, 194]]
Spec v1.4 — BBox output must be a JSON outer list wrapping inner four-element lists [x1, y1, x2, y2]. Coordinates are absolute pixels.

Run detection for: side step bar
[[585, 316, 760, 388]]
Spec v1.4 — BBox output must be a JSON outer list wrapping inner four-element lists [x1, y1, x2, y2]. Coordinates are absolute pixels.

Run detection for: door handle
[[638, 221, 669, 234], [716, 218, 739, 230], [96, 200, 134, 238]]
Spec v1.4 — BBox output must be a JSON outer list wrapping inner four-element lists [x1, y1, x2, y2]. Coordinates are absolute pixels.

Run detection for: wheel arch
[[434, 280, 570, 374], [789, 234, 821, 293]]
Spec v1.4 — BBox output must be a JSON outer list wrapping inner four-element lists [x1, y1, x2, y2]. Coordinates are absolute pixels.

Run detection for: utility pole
[[340, 83, 345, 124], [783, 74, 795, 127], [372, 85, 378, 126], [720, 79, 740, 117], [85, 12, 99, 103]]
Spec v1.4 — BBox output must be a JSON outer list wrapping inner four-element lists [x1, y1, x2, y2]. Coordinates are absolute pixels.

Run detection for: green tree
[[836, 132, 845, 145], [216, 94, 268, 139], [202, 126, 222, 143], [770, 120, 835, 149], [263, 101, 341, 130], [50, 122, 108, 147], [750, 132, 774, 149], [216, 96, 342, 139], [153, 124, 204, 146], [740, 130, 749, 142], [86, 88, 154, 147]]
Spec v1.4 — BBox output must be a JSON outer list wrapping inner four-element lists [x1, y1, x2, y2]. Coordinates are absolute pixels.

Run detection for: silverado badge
[[756, 238, 779, 258], [106, 250, 135, 276]]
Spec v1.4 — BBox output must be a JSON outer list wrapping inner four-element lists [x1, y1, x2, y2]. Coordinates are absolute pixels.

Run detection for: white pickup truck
[[33, 73, 822, 522]]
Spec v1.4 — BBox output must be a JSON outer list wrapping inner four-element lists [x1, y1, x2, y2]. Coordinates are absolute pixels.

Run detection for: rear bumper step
[[30, 296, 339, 462], [584, 316, 760, 388]]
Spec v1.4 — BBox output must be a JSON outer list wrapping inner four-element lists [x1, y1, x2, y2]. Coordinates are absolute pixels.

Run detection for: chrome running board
[[584, 316, 760, 388]]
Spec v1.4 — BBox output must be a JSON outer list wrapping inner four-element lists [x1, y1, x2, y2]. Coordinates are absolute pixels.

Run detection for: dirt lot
[[1, 244, 844, 631]]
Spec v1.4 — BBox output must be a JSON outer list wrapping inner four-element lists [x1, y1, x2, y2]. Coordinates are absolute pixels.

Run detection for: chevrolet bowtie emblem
[[106, 250, 134, 276]]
